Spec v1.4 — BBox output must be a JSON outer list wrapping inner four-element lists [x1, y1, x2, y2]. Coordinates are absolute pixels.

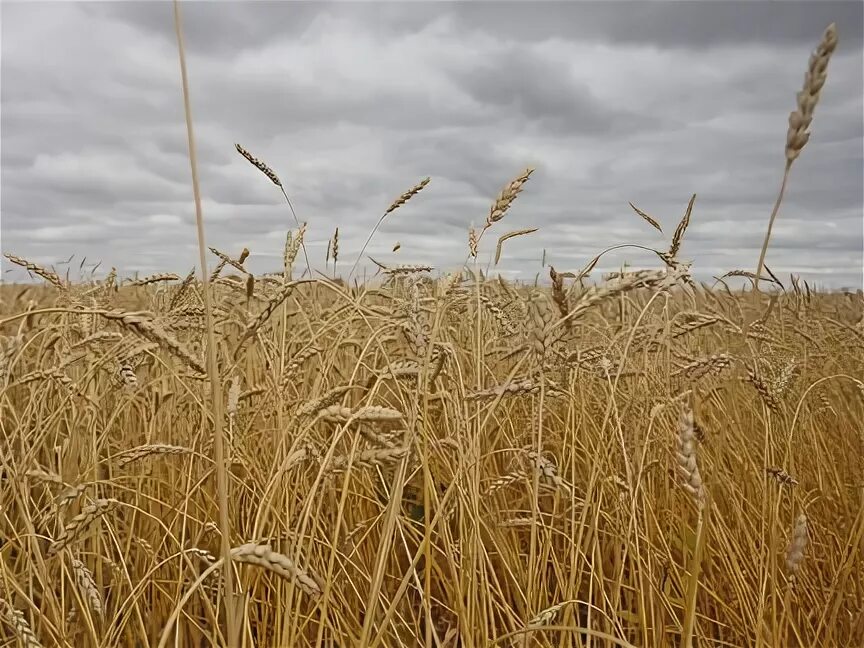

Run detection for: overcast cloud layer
[[2, 1, 862, 289]]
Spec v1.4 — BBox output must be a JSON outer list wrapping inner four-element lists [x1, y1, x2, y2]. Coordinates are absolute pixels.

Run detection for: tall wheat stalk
[[754, 23, 838, 292], [172, 2, 238, 644]]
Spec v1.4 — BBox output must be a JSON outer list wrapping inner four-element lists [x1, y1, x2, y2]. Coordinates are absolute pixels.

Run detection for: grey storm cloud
[[2, 1, 862, 289]]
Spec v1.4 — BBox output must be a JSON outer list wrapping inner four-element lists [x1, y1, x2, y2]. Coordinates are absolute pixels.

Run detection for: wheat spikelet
[[385, 177, 430, 215], [71, 558, 104, 620], [227, 376, 241, 418], [486, 470, 526, 495], [47, 498, 119, 557], [70, 331, 124, 350], [129, 273, 180, 287], [527, 292, 553, 358], [744, 370, 782, 413], [475, 294, 515, 335], [208, 258, 228, 283], [528, 600, 573, 626], [208, 247, 249, 275], [373, 359, 421, 384], [102, 267, 117, 294], [280, 345, 322, 387], [466, 377, 566, 401], [18, 368, 80, 396], [671, 312, 722, 338], [0, 598, 44, 648], [527, 451, 571, 495], [755, 24, 839, 290], [296, 385, 355, 417], [168, 267, 197, 310], [629, 201, 663, 233], [331, 227, 339, 265], [25, 468, 66, 487], [283, 223, 307, 279], [235, 143, 282, 187], [4, 253, 65, 290], [673, 354, 735, 380], [403, 284, 431, 358], [766, 466, 799, 487], [230, 543, 321, 598], [54, 483, 88, 511], [115, 444, 192, 467], [720, 269, 781, 287], [186, 547, 217, 565], [676, 404, 706, 510], [118, 362, 138, 390], [236, 280, 303, 350], [548, 266, 571, 334], [328, 447, 410, 472], [486, 168, 534, 227], [318, 405, 404, 423], [785, 513, 809, 579], [382, 264, 434, 276], [468, 226, 479, 257], [99, 310, 205, 374], [663, 194, 696, 265], [771, 358, 799, 397], [566, 266, 691, 326], [786, 24, 838, 163], [0, 334, 23, 383]]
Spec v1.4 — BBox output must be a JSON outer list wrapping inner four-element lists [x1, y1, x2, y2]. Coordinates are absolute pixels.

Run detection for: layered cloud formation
[[2, 1, 862, 288]]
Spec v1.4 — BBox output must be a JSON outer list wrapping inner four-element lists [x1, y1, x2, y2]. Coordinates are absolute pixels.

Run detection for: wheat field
[[1, 16, 862, 648]]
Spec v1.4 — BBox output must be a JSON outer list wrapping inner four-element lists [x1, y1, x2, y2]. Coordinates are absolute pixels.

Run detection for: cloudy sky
[[2, 1, 862, 289]]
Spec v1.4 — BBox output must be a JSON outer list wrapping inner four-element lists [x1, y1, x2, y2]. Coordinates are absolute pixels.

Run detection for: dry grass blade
[[574, 252, 602, 283], [494, 228, 538, 265]]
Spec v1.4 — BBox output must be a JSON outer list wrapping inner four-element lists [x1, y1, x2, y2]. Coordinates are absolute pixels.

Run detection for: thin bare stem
[[172, 2, 238, 644]]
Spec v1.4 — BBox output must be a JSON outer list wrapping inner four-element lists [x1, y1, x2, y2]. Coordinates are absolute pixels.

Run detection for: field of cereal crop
[[1, 14, 862, 648]]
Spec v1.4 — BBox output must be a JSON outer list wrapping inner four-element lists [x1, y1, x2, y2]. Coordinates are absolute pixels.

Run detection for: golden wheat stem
[[172, 2, 238, 643], [754, 163, 792, 293]]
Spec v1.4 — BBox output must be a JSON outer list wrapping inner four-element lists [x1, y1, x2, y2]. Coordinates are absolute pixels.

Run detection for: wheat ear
[[230, 543, 322, 598], [754, 23, 838, 291]]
